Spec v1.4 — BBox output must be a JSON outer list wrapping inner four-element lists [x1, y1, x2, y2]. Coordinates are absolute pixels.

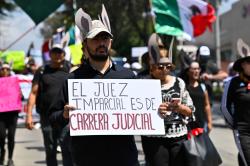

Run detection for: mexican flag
[[152, 0, 216, 39]]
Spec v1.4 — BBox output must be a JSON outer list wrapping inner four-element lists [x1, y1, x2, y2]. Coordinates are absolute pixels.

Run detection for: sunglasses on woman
[[157, 63, 172, 70]]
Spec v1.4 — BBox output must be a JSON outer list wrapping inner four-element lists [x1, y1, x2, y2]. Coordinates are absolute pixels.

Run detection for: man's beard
[[87, 45, 109, 62]]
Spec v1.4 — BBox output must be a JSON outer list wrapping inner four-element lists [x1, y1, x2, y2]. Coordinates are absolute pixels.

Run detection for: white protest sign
[[68, 79, 165, 136]]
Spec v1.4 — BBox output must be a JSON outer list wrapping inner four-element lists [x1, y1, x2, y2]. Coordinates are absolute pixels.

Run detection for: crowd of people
[[0, 4, 250, 166]]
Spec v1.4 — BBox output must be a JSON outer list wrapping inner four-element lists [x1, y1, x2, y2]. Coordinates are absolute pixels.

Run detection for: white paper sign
[[68, 79, 164, 136]]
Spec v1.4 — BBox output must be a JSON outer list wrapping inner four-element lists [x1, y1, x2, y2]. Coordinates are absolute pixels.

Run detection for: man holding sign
[[49, 5, 140, 166]]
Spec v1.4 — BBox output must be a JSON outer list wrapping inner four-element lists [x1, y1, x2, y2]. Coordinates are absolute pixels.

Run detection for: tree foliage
[[0, 0, 16, 16], [40, 0, 154, 60], [76, 0, 154, 59], [40, 1, 74, 39]]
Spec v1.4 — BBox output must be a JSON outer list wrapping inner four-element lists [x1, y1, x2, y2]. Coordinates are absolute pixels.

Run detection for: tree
[[40, 0, 154, 60], [76, 0, 154, 59], [0, 0, 16, 16], [40, 1, 74, 39]]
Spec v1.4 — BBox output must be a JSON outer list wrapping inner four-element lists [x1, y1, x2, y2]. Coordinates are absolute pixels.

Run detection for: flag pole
[[2, 25, 36, 52], [215, 0, 221, 69]]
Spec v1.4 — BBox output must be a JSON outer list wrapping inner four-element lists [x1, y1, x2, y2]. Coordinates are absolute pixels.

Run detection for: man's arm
[[201, 70, 228, 81], [25, 82, 38, 130], [201, 62, 228, 81]]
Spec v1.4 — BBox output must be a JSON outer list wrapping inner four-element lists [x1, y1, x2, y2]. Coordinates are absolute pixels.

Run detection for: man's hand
[[25, 115, 34, 130], [63, 105, 76, 119], [200, 73, 213, 81]]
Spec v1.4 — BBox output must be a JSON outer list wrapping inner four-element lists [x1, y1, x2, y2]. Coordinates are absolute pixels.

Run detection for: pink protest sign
[[0, 77, 22, 112]]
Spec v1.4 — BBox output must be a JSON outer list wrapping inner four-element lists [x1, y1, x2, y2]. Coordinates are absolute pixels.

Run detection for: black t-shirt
[[187, 84, 206, 128], [226, 76, 250, 131], [33, 61, 70, 120]]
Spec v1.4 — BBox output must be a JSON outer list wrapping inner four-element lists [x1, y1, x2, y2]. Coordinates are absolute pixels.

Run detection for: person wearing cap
[[0, 63, 20, 166], [23, 58, 38, 75], [49, 5, 139, 166], [197, 46, 227, 81], [141, 33, 194, 166], [196, 46, 228, 104], [221, 39, 250, 166], [25, 32, 72, 166]]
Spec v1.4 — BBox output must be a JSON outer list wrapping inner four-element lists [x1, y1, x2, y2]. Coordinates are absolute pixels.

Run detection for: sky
[[0, 0, 239, 53], [219, 0, 239, 15], [0, 10, 43, 52], [0, 8, 44, 53]]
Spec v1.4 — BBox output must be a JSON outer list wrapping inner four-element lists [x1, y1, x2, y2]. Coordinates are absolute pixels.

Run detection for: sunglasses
[[245, 59, 250, 63], [157, 64, 172, 70], [190, 67, 201, 71], [0, 68, 10, 71], [158, 45, 166, 49]]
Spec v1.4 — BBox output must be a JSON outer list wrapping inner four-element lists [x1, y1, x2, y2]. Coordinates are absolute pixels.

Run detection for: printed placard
[[68, 79, 164, 136]]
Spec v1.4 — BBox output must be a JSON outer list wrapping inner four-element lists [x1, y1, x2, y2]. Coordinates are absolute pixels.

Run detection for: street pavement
[[10, 101, 238, 166]]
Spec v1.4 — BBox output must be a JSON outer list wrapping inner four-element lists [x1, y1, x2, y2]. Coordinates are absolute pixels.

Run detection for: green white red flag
[[152, 0, 216, 39]]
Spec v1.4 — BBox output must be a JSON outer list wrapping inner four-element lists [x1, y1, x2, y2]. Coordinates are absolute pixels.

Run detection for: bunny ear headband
[[75, 4, 113, 40], [233, 38, 250, 71], [49, 27, 70, 51], [0, 60, 12, 70], [148, 33, 174, 65]]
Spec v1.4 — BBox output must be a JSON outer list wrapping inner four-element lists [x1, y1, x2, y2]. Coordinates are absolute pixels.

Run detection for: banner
[[0, 51, 26, 71], [69, 44, 83, 65], [0, 77, 22, 112], [68, 79, 164, 136]]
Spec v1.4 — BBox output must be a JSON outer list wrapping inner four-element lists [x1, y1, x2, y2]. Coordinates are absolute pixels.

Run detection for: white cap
[[85, 20, 113, 39], [1, 64, 10, 69], [123, 63, 131, 69], [199, 46, 210, 56], [75, 5, 113, 40], [131, 62, 142, 70]]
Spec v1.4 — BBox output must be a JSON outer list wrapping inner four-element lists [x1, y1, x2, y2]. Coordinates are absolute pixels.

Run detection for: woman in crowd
[[180, 61, 212, 133], [0, 63, 20, 166], [141, 33, 194, 166]]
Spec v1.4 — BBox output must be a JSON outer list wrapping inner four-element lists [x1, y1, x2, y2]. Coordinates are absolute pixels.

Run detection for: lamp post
[[210, 0, 221, 68], [215, 0, 221, 69]]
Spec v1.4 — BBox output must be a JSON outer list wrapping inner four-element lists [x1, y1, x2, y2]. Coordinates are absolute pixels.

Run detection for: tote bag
[[183, 132, 222, 166]]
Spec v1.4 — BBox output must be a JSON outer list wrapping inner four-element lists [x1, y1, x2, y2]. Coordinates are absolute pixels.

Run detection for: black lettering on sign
[[72, 82, 87, 97], [119, 83, 128, 97]]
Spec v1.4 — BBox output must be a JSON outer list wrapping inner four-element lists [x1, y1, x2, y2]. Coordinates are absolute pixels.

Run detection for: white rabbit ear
[[237, 38, 250, 58], [100, 4, 111, 33], [148, 33, 161, 64], [75, 8, 92, 39], [168, 36, 174, 64], [61, 33, 70, 48], [9, 60, 13, 69]]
